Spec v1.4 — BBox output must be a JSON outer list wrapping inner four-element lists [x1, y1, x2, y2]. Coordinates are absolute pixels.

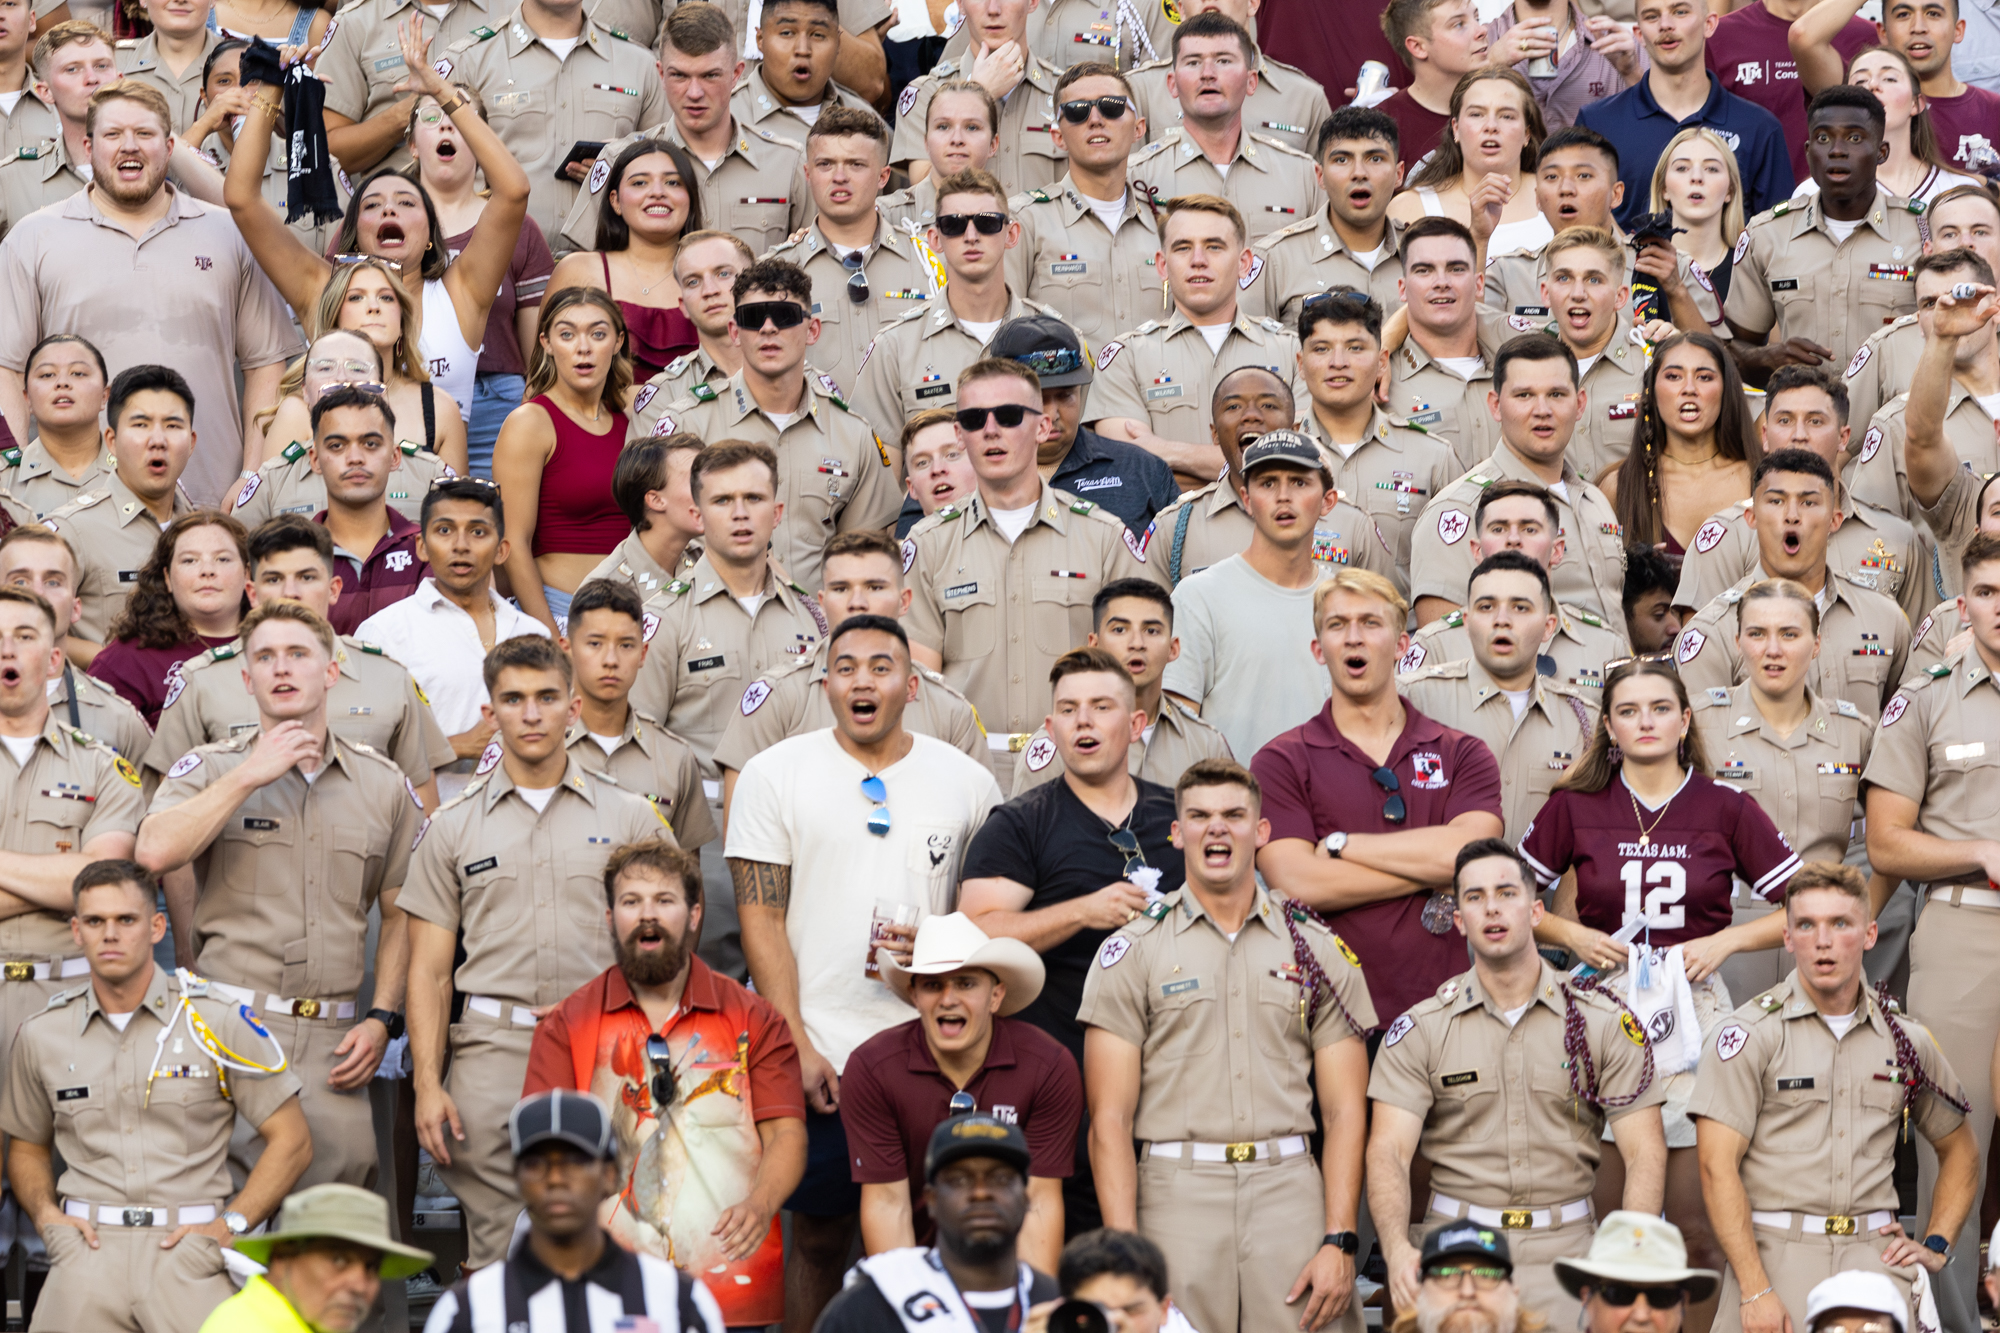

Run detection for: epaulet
[[932, 59, 958, 78], [398, 439, 421, 456], [1401, 659, 1470, 683], [687, 381, 720, 404], [1464, 472, 1494, 490], [1440, 609, 1465, 628], [1717, 587, 1745, 605], [115, 36, 137, 47], [888, 304, 929, 328], [1833, 698, 1866, 721], [41, 982, 88, 1010], [1570, 607, 1605, 628], [1025, 187, 1055, 206], [0, 447, 18, 466], [606, 25, 630, 39], [1904, 197, 1927, 214], [1130, 55, 1169, 72], [1256, 316, 1285, 334], [46, 489, 106, 519], [279, 439, 307, 463], [1120, 891, 1179, 939], [1771, 202, 1792, 218], [1257, 216, 1318, 247], [435, 777, 486, 815], [208, 641, 239, 662], [1133, 319, 1161, 335], [1744, 989, 1790, 1022], [1128, 136, 1177, 164], [1069, 499, 1096, 514], [1697, 686, 1731, 707], [344, 739, 402, 771], [912, 503, 966, 537], [1247, 131, 1313, 160], [1388, 413, 1429, 435], [661, 577, 694, 598], [9, 139, 49, 163], [663, 352, 697, 377]]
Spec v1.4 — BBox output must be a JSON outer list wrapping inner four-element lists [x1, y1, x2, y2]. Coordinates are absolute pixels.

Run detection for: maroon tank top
[[602, 253, 699, 381], [530, 393, 628, 558]]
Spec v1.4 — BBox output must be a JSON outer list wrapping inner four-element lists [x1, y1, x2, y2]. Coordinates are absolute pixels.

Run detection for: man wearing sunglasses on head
[[728, 613, 1002, 1332], [1555, 1211, 1721, 1333], [631, 257, 900, 594]]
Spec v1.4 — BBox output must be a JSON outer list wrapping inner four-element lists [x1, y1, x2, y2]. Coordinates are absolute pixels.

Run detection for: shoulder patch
[[1096, 935, 1131, 969], [166, 752, 203, 779], [1845, 342, 1872, 380], [1835, 699, 1864, 720], [1693, 517, 1729, 553], [1859, 426, 1883, 464], [1096, 339, 1124, 371], [1715, 1022, 1750, 1060], [1676, 627, 1706, 664], [1383, 1013, 1414, 1046], [113, 756, 140, 788], [1880, 694, 1910, 727]]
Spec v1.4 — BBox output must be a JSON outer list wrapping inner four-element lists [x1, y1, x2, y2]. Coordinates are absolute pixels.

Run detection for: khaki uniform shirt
[[0, 966, 301, 1205], [1908, 597, 1964, 675], [148, 733, 420, 1001], [764, 220, 938, 403], [1481, 237, 1727, 336], [51, 666, 152, 765], [114, 30, 218, 134], [1840, 314, 1920, 433], [1011, 693, 1230, 793], [657, 0, 891, 64], [1076, 882, 1376, 1143], [728, 65, 874, 146], [1298, 407, 1484, 587], [904, 481, 1159, 738], [558, 118, 809, 255], [1151, 472, 1397, 589], [0, 717, 145, 961], [852, 289, 1062, 439], [1685, 974, 1964, 1214], [1396, 602, 1629, 701], [562, 710, 717, 849], [1673, 491, 1926, 620], [890, 56, 1065, 197], [1125, 53, 1334, 157], [877, 176, 939, 234], [0, 88, 54, 159], [1476, 310, 1647, 486], [1915, 464, 1992, 605], [1724, 194, 1927, 365], [711, 637, 988, 772], [1398, 659, 1596, 842], [1692, 683, 1869, 868], [1850, 386, 1999, 573], [1674, 572, 1912, 724], [316, 0, 505, 172], [627, 347, 730, 415], [1368, 962, 1663, 1204], [632, 369, 902, 591], [1242, 214, 1408, 325], [1126, 128, 1323, 239], [230, 438, 453, 529], [1086, 310, 1305, 451], [43, 471, 194, 645], [144, 637, 454, 784], [630, 553, 830, 772], [1388, 332, 1503, 472], [1409, 447, 1628, 622], [0, 134, 85, 240], [445, 12, 669, 240], [1863, 649, 2000, 852], [1006, 176, 1165, 348], [0, 440, 111, 519], [398, 757, 671, 1009], [938, 0, 1175, 72], [582, 530, 697, 600]]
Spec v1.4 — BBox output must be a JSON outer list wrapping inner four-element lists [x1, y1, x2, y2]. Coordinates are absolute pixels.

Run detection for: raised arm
[[1907, 284, 1997, 509], [1787, 0, 1867, 95], [225, 78, 333, 315]]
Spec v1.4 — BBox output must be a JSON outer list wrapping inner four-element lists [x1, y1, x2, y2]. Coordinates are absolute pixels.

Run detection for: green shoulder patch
[[1928, 662, 1953, 677], [1142, 899, 1170, 921], [1773, 202, 1792, 217], [472, 24, 497, 37], [937, 505, 964, 522], [690, 383, 719, 402], [666, 579, 693, 595], [280, 440, 307, 463], [1907, 198, 1927, 214], [358, 642, 385, 656], [1030, 188, 1053, 203], [1573, 608, 1604, 627], [1069, 499, 1096, 514], [0, 448, 18, 466], [608, 25, 630, 39], [210, 643, 238, 661], [1441, 609, 1465, 628]]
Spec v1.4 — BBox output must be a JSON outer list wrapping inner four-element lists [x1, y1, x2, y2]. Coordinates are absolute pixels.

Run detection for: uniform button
[[1235, 1073, 1242, 1080], [1234, 1031, 1242, 1038]]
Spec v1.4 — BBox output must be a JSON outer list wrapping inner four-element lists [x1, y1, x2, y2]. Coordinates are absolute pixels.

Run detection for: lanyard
[[146, 968, 289, 1104], [940, 1255, 1031, 1333]]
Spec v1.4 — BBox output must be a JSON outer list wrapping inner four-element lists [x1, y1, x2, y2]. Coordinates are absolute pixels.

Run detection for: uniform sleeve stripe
[[1518, 846, 1560, 887], [1752, 854, 1804, 898]]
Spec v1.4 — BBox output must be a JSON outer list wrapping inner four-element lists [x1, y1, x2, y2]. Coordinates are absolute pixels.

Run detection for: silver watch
[[223, 1211, 249, 1236], [1322, 831, 1348, 858]]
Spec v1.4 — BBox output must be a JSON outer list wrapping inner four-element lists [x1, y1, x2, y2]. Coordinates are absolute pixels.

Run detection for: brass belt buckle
[[121, 1208, 152, 1227], [1824, 1215, 1857, 1236], [1500, 1209, 1533, 1230], [1223, 1142, 1255, 1163], [295, 998, 321, 1019], [3, 961, 34, 982]]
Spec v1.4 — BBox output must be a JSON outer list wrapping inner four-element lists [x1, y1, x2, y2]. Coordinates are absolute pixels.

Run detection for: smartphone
[[556, 140, 607, 183]]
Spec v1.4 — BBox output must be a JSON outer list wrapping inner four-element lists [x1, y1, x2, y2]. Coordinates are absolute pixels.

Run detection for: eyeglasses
[[1591, 1283, 1688, 1310], [735, 300, 809, 331], [954, 404, 1043, 431], [1108, 827, 1147, 876], [947, 1090, 976, 1114], [306, 358, 380, 380], [840, 250, 870, 305], [1422, 1265, 1511, 1290], [645, 1034, 677, 1110], [862, 774, 891, 837], [909, 447, 967, 475], [935, 211, 1007, 237], [1010, 347, 1086, 377], [416, 108, 447, 125], [1058, 95, 1131, 123], [1371, 766, 1406, 824]]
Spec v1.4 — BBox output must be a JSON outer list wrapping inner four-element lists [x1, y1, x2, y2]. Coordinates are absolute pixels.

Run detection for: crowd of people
[[4, 0, 2000, 1328]]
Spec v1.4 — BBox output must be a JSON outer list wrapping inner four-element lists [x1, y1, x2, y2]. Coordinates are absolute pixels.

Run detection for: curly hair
[[107, 512, 250, 650]]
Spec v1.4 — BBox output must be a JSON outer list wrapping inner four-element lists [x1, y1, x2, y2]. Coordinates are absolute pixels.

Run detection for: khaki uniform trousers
[[1712, 1222, 1911, 1333], [227, 1011, 378, 1191], [1138, 1148, 1357, 1333], [436, 1017, 537, 1268], [34, 1223, 233, 1333], [1417, 1206, 1594, 1330]]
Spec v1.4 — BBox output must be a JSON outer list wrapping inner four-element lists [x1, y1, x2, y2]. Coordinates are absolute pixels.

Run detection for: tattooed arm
[[731, 858, 843, 1111]]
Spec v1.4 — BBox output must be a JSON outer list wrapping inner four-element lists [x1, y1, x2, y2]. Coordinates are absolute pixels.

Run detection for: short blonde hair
[[86, 82, 171, 137], [32, 20, 110, 78], [1546, 224, 1624, 275], [1312, 568, 1408, 626], [1649, 126, 1747, 255], [240, 598, 336, 658]]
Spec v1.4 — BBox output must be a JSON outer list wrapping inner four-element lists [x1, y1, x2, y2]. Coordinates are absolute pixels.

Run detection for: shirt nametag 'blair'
[[1440, 1070, 1478, 1087], [1777, 1077, 1815, 1090]]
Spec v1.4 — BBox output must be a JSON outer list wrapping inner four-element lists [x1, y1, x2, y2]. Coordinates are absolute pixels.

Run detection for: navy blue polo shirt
[[894, 425, 1180, 539], [1578, 71, 1797, 230]]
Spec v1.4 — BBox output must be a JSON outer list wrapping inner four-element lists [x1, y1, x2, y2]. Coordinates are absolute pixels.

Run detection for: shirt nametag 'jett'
[[1777, 1077, 1815, 1090]]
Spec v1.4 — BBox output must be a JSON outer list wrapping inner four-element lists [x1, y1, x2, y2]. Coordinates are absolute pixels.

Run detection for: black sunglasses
[[1371, 766, 1406, 824], [1592, 1283, 1687, 1309], [1058, 95, 1130, 123], [735, 300, 809, 331], [935, 211, 1007, 237], [840, 250, 869, 305], [1108, 827, 1146, 877], [646, 1034, 677, 1110], [948, 1090, 976, 1115], [955, 404, 1043, 430]]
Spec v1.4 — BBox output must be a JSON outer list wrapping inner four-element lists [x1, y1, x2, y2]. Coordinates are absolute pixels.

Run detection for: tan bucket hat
[[230, 1184, 434, 1280]]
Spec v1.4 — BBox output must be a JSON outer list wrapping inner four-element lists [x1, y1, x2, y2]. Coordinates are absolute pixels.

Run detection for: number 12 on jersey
[[1620, 859, 1687, 931]]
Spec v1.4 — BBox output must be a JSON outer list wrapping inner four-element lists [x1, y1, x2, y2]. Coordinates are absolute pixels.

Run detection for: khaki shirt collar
[[1164, 125, 1264, 172], [1484, 443, 1579, 491], [1458, 655, 1562, 722], [1161, 308, 1271, 345], [714, 369, 827, 430], [1720, 683, 1845, 748], [500, 6, 612, 57], [39, 132, 77, 186], [378, 0, 494, 21], [1169, 879, 1286, 937], [481, 753, 602, 811], [928, 287, 1033, 339], [1047, 174, 1157, 234], [1453, 958, 1570, 1021], [565, 704, 652, 752], [1398, 333, 1489, 378], [680, 549, 811, 612], [1954, 646, 2000, 696], [1793, 192, 1901, 247], [100, 464, 188, 531], [1766, 971, 1895, 1038], [72, 962, 177, 1036], [12, 438, 106, 483], [803, 215, 903, 265], [1202, 472, 1243, 517], [961, 478, 1074, 538]]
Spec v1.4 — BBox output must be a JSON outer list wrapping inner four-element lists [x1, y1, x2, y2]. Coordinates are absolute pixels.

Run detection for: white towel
[[1621, 943, 1705, 1074]]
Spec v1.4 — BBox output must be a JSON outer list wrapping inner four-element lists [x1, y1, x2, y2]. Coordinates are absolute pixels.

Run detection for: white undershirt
[[589, 732, 623, 755], [767, 409, 803, 431], [1549, 479, 1570, 504], [517, 785, 557, 813], [0, 91, 23, 116], [1576, 353, 1601, 379], [1351, 241, 1392, 272], [302, 765, 322, 784], [1976, 392, 2000, 422], [0, 734, 36, 767], [1824, 216, 1863, 244], [1141, 722, 1157, 746], [1824, 1010, 1858, 1038], [419, 1, 451, 16], [1436, 355, 1484, 379], [1503, 1000, 1533, 1027], [960, 318, 1003, 345], [1196, 321, 1231, 354], [541, 36, 579, 60], [105, 1011, 135, 1032], [737, 593, 765, 617], [697, 154, 723, 172], [990, 502, 1036, 542], [790, 101, 824, 125], [1502, 687, 1531, 720], [1213, 159, 1231, 181], [963, 1290, 1018, 1309], [1084, 191, 1126, 231]]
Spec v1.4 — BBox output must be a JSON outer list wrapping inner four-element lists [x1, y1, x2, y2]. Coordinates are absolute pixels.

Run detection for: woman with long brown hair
[[1603, 332, 1758, 560], [88, 512, 250, 726], [1388, 69, 1552, 261], [494, 287, 635, 635]]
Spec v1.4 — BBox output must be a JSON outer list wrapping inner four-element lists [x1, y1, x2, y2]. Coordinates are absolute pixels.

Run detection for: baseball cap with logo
[[924, 1112, 1033, 1181], [509, 1089, 615, 1161], [1240, 429, 1329, 478], [1421, 1221, 1514, 1274]]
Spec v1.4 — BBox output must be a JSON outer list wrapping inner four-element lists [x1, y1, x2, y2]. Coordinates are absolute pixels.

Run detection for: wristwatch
[[1322, 832, 1348, 859], [223, 1211, 249, 1236], [1923, 1235, 1952, 1259], [1322, 1232, 1360, 1255], [366, 1008, 406, 1040]]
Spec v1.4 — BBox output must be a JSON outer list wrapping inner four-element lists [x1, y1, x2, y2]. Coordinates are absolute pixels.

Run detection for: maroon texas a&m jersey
[[1518, 772, 1802, 946]]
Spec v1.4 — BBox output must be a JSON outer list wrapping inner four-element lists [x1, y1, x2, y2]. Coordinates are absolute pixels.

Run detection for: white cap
[[1803, 1271, 1906, 1333]]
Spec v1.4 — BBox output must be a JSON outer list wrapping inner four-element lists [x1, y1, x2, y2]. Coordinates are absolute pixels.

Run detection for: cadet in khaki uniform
[[890, 55, 1065, 197], [1007, 181, 1164, 350], [1677, 494, 1924, 620], [1128, 127, 1321, 238], [0, 133, 87, 239], [559, 119, 810, 255], [1676, 575, 1909, 726], [1688, 867, 1976, 1333], [1246, 213, 1409, 324], [1725, 195, 1926, 372], [445, 11, 668, 238], [135, 602, 422, 1189], [0, 87, 54, 160], [1125, 44, 1332, 157], [231, 438, 451, 530], [402, 635, 672, 1268], [113, 27, 217, 134], [1387, 325, 1505, 473], [1398, 602, 1625, 693], [0, 436, 111, 520], [937, 0, 1175, 73], [1080, 757, 1375, 1333], [1367, 841, 1667, 1329], [1837, 314, 1918, 432], [1850, 392, 2000, 535], [51, 664, 152, 762], [317, 0, 505, 172], [1476, 304, 1648, 487], [727, 62, 874, 145], [1, 867, 309, 1333], [44, 465, 195, 649], [0, 528, 152, 761]]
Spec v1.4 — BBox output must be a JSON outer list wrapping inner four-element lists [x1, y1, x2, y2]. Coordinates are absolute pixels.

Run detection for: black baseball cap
[[1241, 429, 1328, 477], [509, 1090, 615, 1161], [924, 1113, 1032, 1181], [988, 315, 1093, 388], [1421, 1221, 1514, 1273]]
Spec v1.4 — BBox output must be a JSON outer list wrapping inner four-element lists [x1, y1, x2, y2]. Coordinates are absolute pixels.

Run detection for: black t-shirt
[[961, 776, 1184, 1062], [814, 1270, 1061, 1333]]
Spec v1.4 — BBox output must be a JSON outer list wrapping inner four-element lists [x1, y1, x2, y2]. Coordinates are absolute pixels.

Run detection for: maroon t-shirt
[[1254, 0, 1406, 124], [1925, 85, 2000, 173], [444, 217, 556, 380], [840, 1017, 1082, 1244], [1378, 89, 1454, 170], [1518, 772, 1803, 946], [1707, 1, 1877, 183], [317, 508, 429, 636], [1251, 700, 1504, 1023], [89, 634, 235, 727]]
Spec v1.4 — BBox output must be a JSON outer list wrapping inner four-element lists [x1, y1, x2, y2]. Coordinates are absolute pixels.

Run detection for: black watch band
[[1923, 1234, 1951, 1256], [366, 1008, 406, 1040], [1323, 1231, 1359, 1255]]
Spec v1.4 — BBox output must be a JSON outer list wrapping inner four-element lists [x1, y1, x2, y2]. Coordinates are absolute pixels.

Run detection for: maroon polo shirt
[[840, 1016, 1082, 1244], [1251, 699, 1503, 1023], [89, 634, 235, 727], [315, 508, 429, 636]]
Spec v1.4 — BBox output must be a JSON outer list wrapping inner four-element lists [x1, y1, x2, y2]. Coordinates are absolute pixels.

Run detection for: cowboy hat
[[1554, 1211, 1720, 1302], [879, 912, 1045, 1015], [230, 1184, 434, 1280]]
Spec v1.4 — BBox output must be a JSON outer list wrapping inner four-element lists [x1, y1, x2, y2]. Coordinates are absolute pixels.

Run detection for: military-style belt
[[1432, 1193, 1593, 1230], [1927, 884, 2000, 910], [465, 995, 539, 1028], [1145, 1135, 1309, 1163], [0, 957, 88, 983], [987, 733, 1034, 753], [207, 981, 356, 1021], [65, 1200, 218, 1228], [1749, 1209, 1894, 1237]]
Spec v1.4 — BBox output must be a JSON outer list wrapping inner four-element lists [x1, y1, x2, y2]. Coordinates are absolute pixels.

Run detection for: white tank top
[[416, 277, 479, 417]]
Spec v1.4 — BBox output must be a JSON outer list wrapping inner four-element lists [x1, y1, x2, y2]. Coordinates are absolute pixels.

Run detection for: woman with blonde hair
[[494, 287, 635, 634], [1650, 127, 1746, 306], [1389, 68, 1552, 262]]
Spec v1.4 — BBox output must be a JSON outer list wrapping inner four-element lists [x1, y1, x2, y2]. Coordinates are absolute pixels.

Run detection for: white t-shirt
[[1437, 355, 1485, 379], [1196, 321, 1231, 354], [1502, 687, 1531, 720], [990, 503, 1036, 541], [1503, 1000, 1532, 1027], [1824, 216, 1863, 245], [1576, 354, 1600, 379], [1084, 192, 1125, 232], [726, 730, 1003, 1070], [767, 409, 803, 431], [516, 785, 557, 813], [1824, 1010, 1857, 1039], [589, 732, 622, 756], [1976, 392, 2000, 421], [0, 734, 34, 768], [106, 1011, 135, 1032], [1161, 553, 1331, 761], [1351, 241, 1392, 272], [0, 91, 23, 116], [960, 318, 1003, 345], [736, 593, 765, 617], [541, 36, 580, 60]]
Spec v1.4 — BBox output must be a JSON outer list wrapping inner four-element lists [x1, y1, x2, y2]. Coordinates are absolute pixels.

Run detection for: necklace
[[1628, 785, 1672, 848], [624, 253, 676, 297]]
